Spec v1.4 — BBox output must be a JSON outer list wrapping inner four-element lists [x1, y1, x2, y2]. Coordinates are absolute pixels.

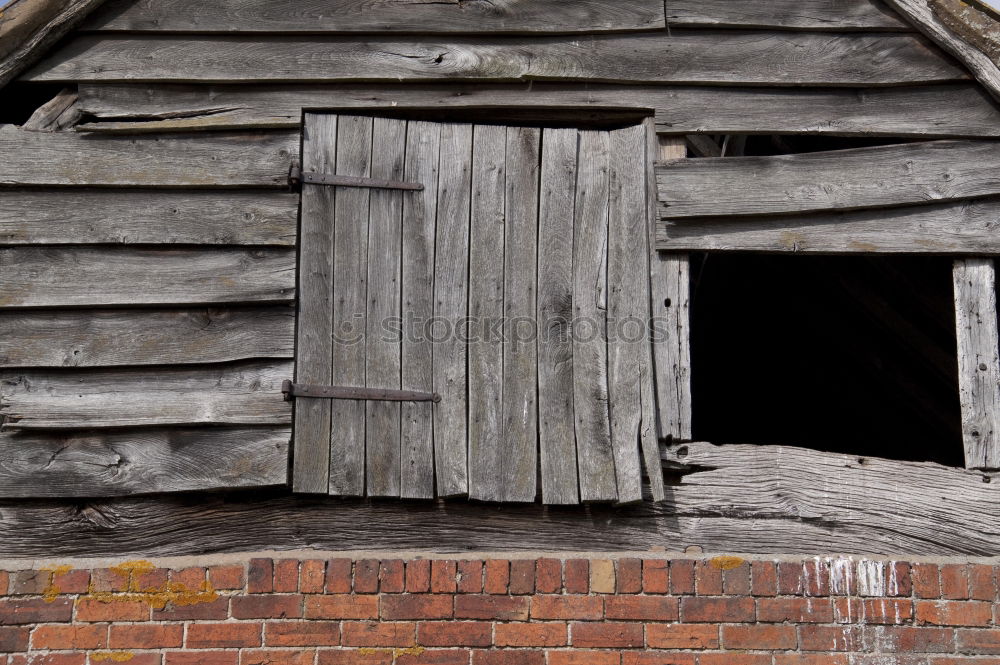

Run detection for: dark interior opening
[[0, 82, 68, 125], [689, 253, 964, 467], [305, 106, 650, 131]]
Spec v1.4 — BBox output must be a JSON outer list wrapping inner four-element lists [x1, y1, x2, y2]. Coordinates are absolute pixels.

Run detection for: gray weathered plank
[[536, 128, 580, 506], [400, 121, 440, 500], [0, 427, 289, 498], [572, 131, 617, 504], [329, 115, 372, 498], [953, 259, 1000, 470], [657, 197, 1000, 254], [658, 140, 1000, 220], [606, 125, 653, 505], [24, 33, 968, 86], [365, 117, 406, 499], [0, 307, 294, 368], [77, 83, 1000, 139], [665, 0, 909, 30], [293, 113, 337, 494], [432, 123, 472, 499], [0, 248, 295, 309], [467, 124, 507, 504], [0, 125, 295, 187], [0, 189, 297, 246], [0, 360, 292, 429], [22, 88, 80, 132], [499, 126, 540, 504], [82, 0, 664, 33]]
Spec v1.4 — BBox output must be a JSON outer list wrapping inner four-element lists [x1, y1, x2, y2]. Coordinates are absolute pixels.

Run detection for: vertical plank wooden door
[[293, 115, 665, 503]]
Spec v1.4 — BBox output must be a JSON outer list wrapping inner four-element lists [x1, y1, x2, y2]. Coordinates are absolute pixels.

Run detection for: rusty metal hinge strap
[[282, 380, 440, 403], [290, 166, 423, 192]]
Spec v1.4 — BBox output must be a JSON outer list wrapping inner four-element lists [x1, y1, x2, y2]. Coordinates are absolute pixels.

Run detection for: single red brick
[[354, 560, 380, 594], [531, 596, 603, 621], [431, 561, 458, 594], [571, 621, 643, 648], [299, 560, 326, 594], [305, 594, 379, 620], [861, 598, 914, 625], [799, 559, 832, 597], [509, 560, 535, 595], [913, 563, 941, 599], [134, 567, 169, 592], [395, 649, 470, 665], [641, 560, 668, 594], [615, 559, 642, 594], [406, 560, 431, 593], [457, 561, 483, 594], [165, 653, 237, 665], [232, 594, 303, 619], [942, 564, 971, 600], [109, 623, 183, 649], [0, 571, 8, 595], [379, 560, 405, 594], [484, 560, 509, 595], [208, 565, 245, 591], [604, 595, 678, 621], [325, 559, 353, 594], [623, 653, 697, 665], [170, 567, 207, 591], [646, 623, 719, 649], [273, 559, 299, 594], [564, 560, 589, 594], [248, 558, 274, 594], [918, 600, 993, 627], [0, 626, 28, 652], [751, 560, 777, 597], [867, 626, 955, 653], [722, 624, 796, 650], [799, 625, 862, 652], [777, 561, 804, 595], [49, 569, 90, 595], [757, 597, 834, 623], [889, 562, 913, 597], [473, 651, 545, 665], [151, 596, 229, 621], [417, 621, 491, 647], [775, 656, 849, 665], [187, 622, 262, 649], [90, 568, 128, 593], [547, 650, 619, 665], [75, 597, 147, 622], [495, 622, 566, 647], [680, 596, 754, 623], [971, 565, 997, 601], [724, 562, 751, 595], [107, 654, 161, 665], [9, 571, 48, 595], [265, 620, 341, 647], [381, 595, 453, 620], [669, 560, 695, 595], [318, 650, 391, 665], [536, 559, 561, 594], [239, 649, 314, 665], [700, 654, 771, 665], [341, 621, 415, 647], [455, 595, 529, 621], [695, 560, 723, 596], [0, 597, 72, 625], [958, 629, 1000, 654]]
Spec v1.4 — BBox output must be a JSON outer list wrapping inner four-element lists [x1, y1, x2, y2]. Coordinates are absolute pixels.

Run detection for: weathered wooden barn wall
[[2, 0, 1000, 555]]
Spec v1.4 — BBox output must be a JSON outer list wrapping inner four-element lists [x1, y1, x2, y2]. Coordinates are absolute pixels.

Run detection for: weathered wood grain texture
[[365, 117, 406, 499], [932, 0, 1000, 64], [0, 248, 294, 309], [292, 113, 337, 494], [953, 259, 1000, 470], [0, 308, 294, 368], [467, 124, 507, 504], [658, 140, 1000, 220], [0, 0, 105, 88], [537, 128, 579, 506], [1, 360, 292, 429], [5, 443, 1000, 556], [329, 115, 372, 498], [432, 123, 472, 499], [0, 427, 289, 498], [657, 197, 1000, 254], [0, 126, 296, 188], [400, 121, 440, 500], [24, 33, 968, 86], [22, 88, 79, 132], [572, 131, 617, 504], [665, 0, 908, 30], [77, 83, 1000, 139], [884, 0, 1000, 103], [82, 0, 664, 33], [0, 189, 297, 246], [499, 127, 540, 504]]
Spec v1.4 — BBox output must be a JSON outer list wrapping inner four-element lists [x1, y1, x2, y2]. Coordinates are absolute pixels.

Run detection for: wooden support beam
[[953, 258, 1000, 470]]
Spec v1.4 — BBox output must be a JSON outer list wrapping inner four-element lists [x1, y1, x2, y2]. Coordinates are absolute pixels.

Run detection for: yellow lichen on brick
[[90, 652, 134, 663], [710, 556, 746, 571], [39, 564, 73, 603], [356, 647, 425, 659], [80, 560, 218, 610]]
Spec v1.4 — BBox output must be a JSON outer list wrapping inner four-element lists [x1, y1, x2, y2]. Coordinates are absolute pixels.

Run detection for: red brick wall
[[0, 555, 998, 664]]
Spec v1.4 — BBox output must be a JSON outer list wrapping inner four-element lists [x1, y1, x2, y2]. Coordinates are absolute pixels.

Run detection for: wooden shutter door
[[293, 115, 665, 504]]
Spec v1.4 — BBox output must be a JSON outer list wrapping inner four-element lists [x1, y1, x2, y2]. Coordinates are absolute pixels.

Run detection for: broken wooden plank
[[365, 117, 406, 499], [400, 121, 440, 500], [651, 255, 693, 441], [0, 427, 289, 498], [953, 259, 1000, 470], [1, 360, 292, 429], [0, 189, 297, 246], [432, 123, 472, 499], [0, 307, 294, 368], [0, 247, 295, 308], [24, 32, 968, 86], [82, 0, 665, 33], [77, 83, 1000, 139], [658, 140, 1000, 219], [0, 125, 296, 187], [22, 88, 79, 131], [657, 197, 1000, 254], [292, 113, 337, 495], [665, 0, 909, 30], [537, 127, 580, 506]]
